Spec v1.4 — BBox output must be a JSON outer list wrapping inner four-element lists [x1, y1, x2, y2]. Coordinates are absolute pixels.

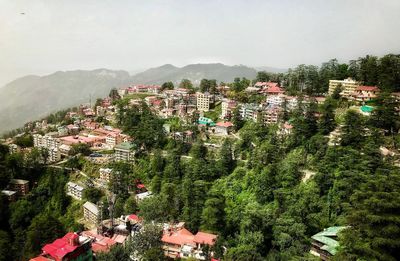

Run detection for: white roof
[[83, 201, 99, 215], [67, 181, 84, 191]]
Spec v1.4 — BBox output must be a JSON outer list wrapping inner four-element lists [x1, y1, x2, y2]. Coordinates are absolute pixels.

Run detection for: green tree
[[161, 81, 174, 91], [340, 110, 365, 147], [179, 79, 193, 90], [370, 91, 400, 135], [82, 187, 103, 203]]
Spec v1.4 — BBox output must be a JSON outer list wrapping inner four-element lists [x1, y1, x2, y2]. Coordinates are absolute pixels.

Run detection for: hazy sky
[[1, 0, 399, 86]]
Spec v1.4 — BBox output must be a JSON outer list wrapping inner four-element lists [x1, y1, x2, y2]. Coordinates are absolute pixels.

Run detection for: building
[[1, 190, 17, 201], [215, 121, 234, 135], [351, 86, 380, 102], [239, 104, 259, 121], [196, 92, 214, 112], [66, 182, 84, 200], [9, 179, 29, 196], [83, 201, 100, 224], [328, 78, 360, 98], [198, 117, 215, 126], [114, 142, 136, 162], [263, 106, 281, 124], [9, 143, 20, 154], [161, 222, 218, 260], [47, 147, 61, 163], [99, 168, 113, 183], [221, 99, 237, 119], [310, 226, 347, 260], [30, 232, 93, 261], [33, 133, 61, 150], [266, 94, 285, 107]]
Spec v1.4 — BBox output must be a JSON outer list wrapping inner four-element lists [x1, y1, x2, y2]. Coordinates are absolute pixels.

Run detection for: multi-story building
[[99, 168, 113, 183], [239, 103, 260, 122], [30, 232, 93, 261], [114, 142, 135, 162], [196, 92, 214, 112], [221, 99, 237, 119], [263, 106, 281, 124], [267, 94, 285, 107], [215, 121, 234, 135], [47, 147, 61, 163], [9, 179, 29, 196], [1, 190, 17, 202], [66, 181, 84, 200], [33, 133, 61, 150], [328, 78, 360, 98], [83, 201, 100, 224]]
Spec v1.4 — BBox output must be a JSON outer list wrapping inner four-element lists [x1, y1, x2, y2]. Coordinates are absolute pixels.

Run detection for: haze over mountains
[[0, 63, 280, 134]]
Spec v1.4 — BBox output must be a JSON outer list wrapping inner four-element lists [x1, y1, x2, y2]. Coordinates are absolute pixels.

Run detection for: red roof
[[30, 256, 50, 261], [266, 85, 284, 94], [193, 232, 218, 246], [216, 121, 234, 128], [161, 228, 195, 246], [137, 183, 146, 189], [128, 214, 141, 222], [356, 86, 379, 92], [42, 232, 80, 260]]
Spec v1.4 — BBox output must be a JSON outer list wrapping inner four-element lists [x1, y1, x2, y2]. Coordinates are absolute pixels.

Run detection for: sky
[[1, 0, 400, 87]]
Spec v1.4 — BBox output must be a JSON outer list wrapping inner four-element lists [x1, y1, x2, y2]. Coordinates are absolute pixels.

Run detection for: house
[[66, 181, 84, 200], [351, 86, 380, 102], [81, 230, 117, 254], [215, 121, 234, 135], [114, 142, 136, 162], [47, 147, 61, 163], [161, 222, 218, 260], [310, 226, 347, 260], [328, 78, 360, 98], [196, 92, 214, 112], [266, 94, 285, 107], [29, 232, 93, 261], [9, 179, 29, 196], [83, 201, 100, 224]]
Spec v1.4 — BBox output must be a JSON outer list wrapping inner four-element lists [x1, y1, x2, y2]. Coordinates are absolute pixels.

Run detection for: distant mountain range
[[0, 63, 283, 133]]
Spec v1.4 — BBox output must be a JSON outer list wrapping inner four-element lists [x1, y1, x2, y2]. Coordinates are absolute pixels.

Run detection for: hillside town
[[1, 70, 399, 261]]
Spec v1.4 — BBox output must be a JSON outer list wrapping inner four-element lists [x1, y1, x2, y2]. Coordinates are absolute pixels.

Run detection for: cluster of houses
[[1, 179, 30, 202]]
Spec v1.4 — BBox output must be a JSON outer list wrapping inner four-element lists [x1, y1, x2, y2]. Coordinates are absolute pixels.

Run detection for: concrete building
[[99, 168, 113, 183], [263, 106, 281, 125], [239, 103, 259, 122], [9, 179, 29, 196], [47, 147, 61, 163], [1, 190, 17, 201], [328, 78, 360, 98], [351, 86, 380, 102], [33, 133, 61, 150], [83, 201, 100, 224], [196, 92, 214, 112], [221, 99, 237, 119], [114, 142, 135, 162], [66, 181, 84, 200]]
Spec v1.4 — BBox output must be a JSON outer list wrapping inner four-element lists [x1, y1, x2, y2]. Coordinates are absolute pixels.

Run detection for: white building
[[221, 99, 237, 119], [114, 142, 135, 162], [239, 104, 259, 122], [266, 95, 285, 107], [67, 181, 84, 200], [328, 78, 360, 98]]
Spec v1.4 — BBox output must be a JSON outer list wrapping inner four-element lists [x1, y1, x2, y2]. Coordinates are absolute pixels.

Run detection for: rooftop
[[115, 142, 136, 151], [311, 226, 347, 256], [10, 179, 29, 185]]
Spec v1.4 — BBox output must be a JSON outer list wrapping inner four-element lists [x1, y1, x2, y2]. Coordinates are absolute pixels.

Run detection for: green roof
[[361, 105, 374, 113], [115, 142, 136, 151], [311, 226, 347, 256]]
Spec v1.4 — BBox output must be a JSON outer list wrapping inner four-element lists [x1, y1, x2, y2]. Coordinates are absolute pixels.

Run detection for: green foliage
[[200, 79, 217, 94], [179, 79, 194, 90], [14, 134, 33, 148], [82, 187, 103, 203], [126, 223, 164, 261], [96, 244, 130, 261], [161, 81, 174, 91], [69, 143, 92, 156]]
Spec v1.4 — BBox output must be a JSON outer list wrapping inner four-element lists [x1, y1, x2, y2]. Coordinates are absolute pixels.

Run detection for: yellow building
[[328, 78, 360, 98]]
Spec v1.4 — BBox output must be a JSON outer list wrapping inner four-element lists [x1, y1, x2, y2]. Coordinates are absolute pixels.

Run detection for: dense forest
[[0, 53, 399, 261]]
